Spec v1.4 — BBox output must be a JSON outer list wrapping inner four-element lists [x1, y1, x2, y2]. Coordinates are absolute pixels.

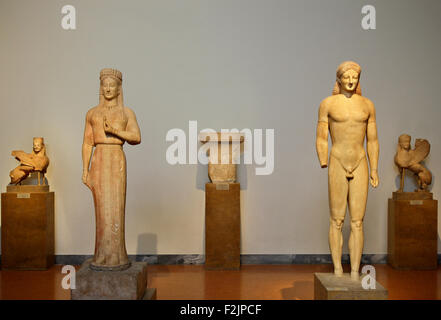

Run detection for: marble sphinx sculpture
[[10, 137, 49, 185], [394, 134, 431, 192], [316, 61, 379, 280], [82, 68, 141, 271]]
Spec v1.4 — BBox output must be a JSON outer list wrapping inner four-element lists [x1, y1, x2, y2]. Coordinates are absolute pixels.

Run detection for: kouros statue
[[316, 61, 379, 280], [82, 68, 141, 271], [394, 134, 431, 192], [10, 137, 49, 185]]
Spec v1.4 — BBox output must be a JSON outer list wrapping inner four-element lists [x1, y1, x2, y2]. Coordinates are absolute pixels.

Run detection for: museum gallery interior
[[0, 0, 440, 301]]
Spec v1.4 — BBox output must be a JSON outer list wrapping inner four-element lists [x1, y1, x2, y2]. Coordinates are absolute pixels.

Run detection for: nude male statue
[[316, 61, 379, 280]]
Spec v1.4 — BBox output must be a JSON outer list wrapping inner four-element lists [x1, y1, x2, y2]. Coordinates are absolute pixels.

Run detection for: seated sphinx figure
[[394, 134, 432, 192], [10, 137, 50, 185]]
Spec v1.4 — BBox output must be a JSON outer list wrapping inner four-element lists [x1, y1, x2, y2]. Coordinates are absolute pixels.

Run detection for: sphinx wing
[[411, 139, 430, 165]]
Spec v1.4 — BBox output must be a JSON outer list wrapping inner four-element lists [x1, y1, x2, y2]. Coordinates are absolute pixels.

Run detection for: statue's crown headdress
[[100, 68, 122, 82]]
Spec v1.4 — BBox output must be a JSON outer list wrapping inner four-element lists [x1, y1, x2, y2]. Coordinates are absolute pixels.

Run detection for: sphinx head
[[33, 137, 45, 154], [398, 134, 411, 151]]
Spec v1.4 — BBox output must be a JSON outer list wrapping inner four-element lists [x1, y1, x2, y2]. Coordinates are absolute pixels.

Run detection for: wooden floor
[[0, 264, 440, 300]]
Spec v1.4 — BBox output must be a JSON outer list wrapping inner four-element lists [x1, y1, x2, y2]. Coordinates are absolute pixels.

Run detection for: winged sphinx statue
[[394, 134, 431, 192], [9, 137, 49, 185]]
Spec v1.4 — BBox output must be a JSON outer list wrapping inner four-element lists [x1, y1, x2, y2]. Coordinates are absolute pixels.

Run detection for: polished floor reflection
[[0, 264, 440, 300]]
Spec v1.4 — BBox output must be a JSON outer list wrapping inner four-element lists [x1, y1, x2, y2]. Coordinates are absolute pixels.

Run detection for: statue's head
[[398, 134, 411, 151], [33, 137, 45, 154], [332, 61, 362, 95], [99, 68, 123, 102]]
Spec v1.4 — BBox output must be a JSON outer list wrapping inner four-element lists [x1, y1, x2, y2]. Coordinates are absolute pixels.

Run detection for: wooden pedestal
[[205, 183, 240, 270], [388, 192, 438, 270], [1, 186, 55, 270]]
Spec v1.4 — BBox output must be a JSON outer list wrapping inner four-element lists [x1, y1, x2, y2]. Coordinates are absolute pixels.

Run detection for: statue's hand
[[82, 170, 91, 188], [370, 169, 379, 188], [103, 116, 118, 136]]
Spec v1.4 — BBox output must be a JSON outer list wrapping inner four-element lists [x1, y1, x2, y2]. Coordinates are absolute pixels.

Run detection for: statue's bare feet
[[351, 271, 360, 280], [334, 267, 343, 277]]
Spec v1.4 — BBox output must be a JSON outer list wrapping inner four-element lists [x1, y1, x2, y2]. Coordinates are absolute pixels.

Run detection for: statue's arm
[[82, 110, 94, 185], [366, 100, 379, 187], [316, 100, 329, 168], [105, 107, 141, 145]]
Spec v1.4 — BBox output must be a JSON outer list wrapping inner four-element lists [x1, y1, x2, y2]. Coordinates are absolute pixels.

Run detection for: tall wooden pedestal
[[388, 192, 438, 270], [1, 185, 54, 270], [205, 183, 240, 270]]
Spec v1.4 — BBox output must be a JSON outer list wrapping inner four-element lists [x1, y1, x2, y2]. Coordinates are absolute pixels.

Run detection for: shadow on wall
[[237, 162, 248, 190], [136, 233, 157, 256], [196, 162, 209, 191]]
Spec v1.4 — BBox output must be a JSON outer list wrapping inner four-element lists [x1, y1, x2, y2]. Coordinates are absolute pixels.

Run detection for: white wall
[[0, 0, 440, 255]]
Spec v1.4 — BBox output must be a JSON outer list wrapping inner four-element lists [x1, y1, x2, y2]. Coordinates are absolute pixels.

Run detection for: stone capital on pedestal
[[199, 132, 245, 183]]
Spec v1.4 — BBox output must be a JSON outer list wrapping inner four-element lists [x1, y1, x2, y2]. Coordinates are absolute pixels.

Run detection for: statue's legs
[[9, 165, 32, 184], [88, 144, 129, 271], [348, 158, 368, 280], [328, 155, 349, 276]]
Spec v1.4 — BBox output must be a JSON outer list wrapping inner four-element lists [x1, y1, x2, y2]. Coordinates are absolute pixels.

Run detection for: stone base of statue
[[205, 183, 240, 270], [1, 185, 54, 270], [388, 191, 438, 270], [314, 273, 388, 300], [71, 259, 157, 300]]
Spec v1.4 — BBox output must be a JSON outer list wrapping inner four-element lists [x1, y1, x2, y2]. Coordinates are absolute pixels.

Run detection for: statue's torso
[[89, 106, 128, 145], [395, 149, 412, 168], [326, 94, 371, 172]]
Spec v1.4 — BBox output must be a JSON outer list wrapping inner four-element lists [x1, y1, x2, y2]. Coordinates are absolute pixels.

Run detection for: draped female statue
[[82, 68, 141, 271]]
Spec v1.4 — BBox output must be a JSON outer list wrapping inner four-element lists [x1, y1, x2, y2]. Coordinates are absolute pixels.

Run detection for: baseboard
[[1, 254, 440, 266], [47, 254, 441, 265]]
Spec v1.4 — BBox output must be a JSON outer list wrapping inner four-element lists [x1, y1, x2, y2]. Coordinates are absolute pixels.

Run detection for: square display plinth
[[388, 192, 438, 270], [205, 183, 240, 270], [1, 186, 54, 270], [71, 259, 156, 300], [314, 273, 388, 300]]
